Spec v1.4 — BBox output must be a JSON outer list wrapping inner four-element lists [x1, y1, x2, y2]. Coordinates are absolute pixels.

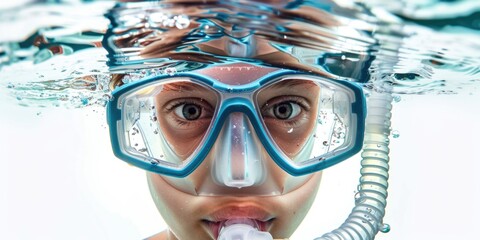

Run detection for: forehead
[[194, 63, 281, 85]]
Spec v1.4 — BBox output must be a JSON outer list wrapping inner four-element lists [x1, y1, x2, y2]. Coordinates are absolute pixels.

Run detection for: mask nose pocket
[[212, 112, 266, 188]]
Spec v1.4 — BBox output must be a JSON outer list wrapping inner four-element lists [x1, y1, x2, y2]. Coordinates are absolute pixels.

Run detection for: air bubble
[[391, 130, 400, 138], [354, 192, 366, 203], [287, 128, 293, 133], [122, 76, 131, 84], [133, 127, 139, 134], [148, 157, 159, 165], [379, 223, 391, 233], [393, 95, 402, 103], [317, 117, 323, 124], [341, 55, 346, 60], [175, 15, 190, 29], [81, 97, 89, 106], [164, 67, 177, 76], [96, 94, 112, 107], [163, 18, 176, 27]]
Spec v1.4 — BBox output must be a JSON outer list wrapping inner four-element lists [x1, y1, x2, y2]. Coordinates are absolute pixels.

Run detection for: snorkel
[[315, 83, 392, 240]]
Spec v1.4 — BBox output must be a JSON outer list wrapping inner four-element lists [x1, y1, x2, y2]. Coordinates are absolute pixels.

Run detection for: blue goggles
[[107, 67, 366, 179]]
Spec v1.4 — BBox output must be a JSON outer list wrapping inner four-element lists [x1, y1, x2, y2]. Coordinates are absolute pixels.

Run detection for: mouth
[[201, 206, 275, 239]]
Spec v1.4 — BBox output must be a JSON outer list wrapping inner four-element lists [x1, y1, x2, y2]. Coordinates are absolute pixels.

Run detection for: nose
[[212, 112, 266, 188]]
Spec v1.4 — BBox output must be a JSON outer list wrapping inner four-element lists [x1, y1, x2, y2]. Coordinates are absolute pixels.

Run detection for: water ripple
[[1, 0, 480, 109]]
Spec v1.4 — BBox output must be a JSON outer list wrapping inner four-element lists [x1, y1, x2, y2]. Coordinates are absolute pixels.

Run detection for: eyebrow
[[268, 79, 318, 90], [162, 82, 210, 92]]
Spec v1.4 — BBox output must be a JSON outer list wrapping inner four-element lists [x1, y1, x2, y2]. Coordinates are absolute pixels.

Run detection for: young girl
[[106, 1, 374, 239]]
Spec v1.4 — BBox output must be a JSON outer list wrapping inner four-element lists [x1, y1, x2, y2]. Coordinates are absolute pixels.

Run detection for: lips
[[202, 205, 275, 239]]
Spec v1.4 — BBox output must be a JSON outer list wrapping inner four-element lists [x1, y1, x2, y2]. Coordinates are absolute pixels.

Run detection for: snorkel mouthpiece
[[213, 113, 266, 188], [218, 219, 273, 240]]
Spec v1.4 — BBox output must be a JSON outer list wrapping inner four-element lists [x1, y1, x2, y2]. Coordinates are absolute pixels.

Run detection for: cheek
[[157, 114, 209, 158], [265, 114, 317, 157], [146, 173, 202, 239], [271, 172, 322, 237]]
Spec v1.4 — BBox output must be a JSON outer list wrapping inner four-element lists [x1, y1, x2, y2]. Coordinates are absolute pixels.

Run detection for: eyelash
[[261, 96, 311, 126], [261, 96, 310, 113], [164, 98, 213, 126]]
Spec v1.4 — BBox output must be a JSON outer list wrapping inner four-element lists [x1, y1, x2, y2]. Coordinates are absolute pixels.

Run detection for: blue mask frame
[[107, 69, 366, 177]]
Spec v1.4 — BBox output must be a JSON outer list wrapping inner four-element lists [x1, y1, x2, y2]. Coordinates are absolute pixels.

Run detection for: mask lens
[[118, 79, 219, 168], [256, 77, 356, 168]]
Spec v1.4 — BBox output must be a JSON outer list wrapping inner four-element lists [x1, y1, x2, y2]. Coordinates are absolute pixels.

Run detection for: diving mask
[[107, 64, 366, 196]]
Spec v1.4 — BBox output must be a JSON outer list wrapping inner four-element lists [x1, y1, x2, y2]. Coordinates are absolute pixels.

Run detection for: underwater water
[[1, 0, 480, 239]]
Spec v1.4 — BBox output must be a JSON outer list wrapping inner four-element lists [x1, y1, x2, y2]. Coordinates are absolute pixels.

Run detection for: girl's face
[[146, 63, 323, 239]]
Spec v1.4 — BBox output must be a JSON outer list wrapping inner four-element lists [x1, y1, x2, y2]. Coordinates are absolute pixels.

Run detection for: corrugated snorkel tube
[[315, 81, 393, 240]]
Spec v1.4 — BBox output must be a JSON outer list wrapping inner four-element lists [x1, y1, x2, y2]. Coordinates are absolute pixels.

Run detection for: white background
[[1, 90, 480, 239]]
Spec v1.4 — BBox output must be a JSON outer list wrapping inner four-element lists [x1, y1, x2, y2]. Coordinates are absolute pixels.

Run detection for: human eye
[[261, 96, 310, 122], [164, 98, 214, 126]]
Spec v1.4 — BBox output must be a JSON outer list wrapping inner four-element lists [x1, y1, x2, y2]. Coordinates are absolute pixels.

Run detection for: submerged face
[[107, 62, 364, 239], [146, 63, 323, 239]]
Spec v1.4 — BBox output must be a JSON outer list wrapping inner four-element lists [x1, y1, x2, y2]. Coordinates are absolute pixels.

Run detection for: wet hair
[[107, 0, 372, 89], [110, 74, 127, 89]]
